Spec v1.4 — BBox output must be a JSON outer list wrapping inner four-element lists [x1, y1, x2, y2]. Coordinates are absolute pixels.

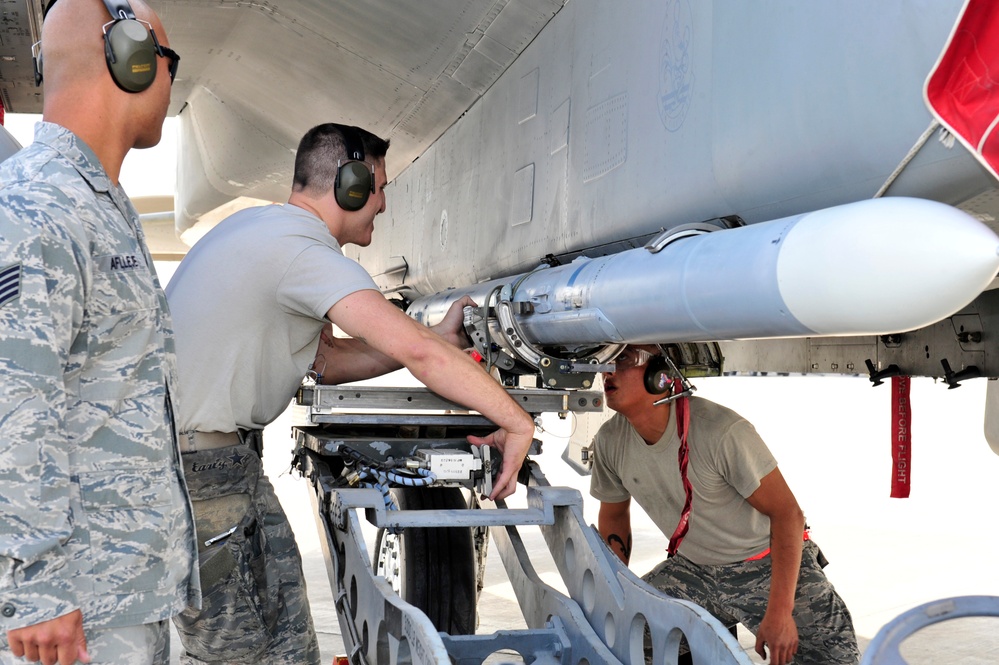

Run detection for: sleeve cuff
[[0, 578, 78, 632]]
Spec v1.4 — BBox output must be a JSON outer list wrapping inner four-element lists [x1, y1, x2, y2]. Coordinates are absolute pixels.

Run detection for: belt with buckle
[[179, 430, 242, 453]]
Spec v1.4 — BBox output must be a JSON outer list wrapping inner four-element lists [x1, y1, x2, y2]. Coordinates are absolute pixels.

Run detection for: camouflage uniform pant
[[172, 442, 320, 665], [643, 540, 859, 664], [1, 620, 169, 665]]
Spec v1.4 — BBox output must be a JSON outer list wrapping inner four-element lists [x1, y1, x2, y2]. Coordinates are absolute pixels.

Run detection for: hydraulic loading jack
[[291, 384, 751, 665]]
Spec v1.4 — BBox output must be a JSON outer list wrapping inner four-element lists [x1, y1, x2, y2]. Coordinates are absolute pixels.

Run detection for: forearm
[[0, 401, 78, 629], [1, 350, 77, 625], [598, 504, 632, 565], [746, 468, 803, 664], [0, 215, 81, 632], [316, 329, 401, 384], [765, 510, 805, 615], [0, 419, 78, 630], [406, 330, 533, 435], [317, 297, 473, 384]]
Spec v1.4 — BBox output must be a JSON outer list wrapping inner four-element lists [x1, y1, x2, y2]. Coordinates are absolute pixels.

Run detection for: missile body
[[408, 198, 999, 346]]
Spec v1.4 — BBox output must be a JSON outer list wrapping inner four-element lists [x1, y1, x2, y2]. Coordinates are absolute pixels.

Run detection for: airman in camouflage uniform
[[0, 1, 197, 663]]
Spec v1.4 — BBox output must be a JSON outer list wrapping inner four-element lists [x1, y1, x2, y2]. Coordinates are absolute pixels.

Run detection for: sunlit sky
[[4, 112, 177, 198]]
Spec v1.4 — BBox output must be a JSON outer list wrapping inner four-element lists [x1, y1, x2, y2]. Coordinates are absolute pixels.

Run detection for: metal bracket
[[865, 358, 903, 387], [644, 218, 740, 254], [653, 350, 698, 406], [941, 358, 981, 389], [494, 297, 623, 389]]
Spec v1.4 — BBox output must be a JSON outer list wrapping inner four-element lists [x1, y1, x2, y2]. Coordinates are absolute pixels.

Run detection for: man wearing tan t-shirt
[[590, 345, 858, 665]]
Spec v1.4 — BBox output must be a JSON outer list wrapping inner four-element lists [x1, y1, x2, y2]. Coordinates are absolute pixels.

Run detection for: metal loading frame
[[295, 447, 750, 664]]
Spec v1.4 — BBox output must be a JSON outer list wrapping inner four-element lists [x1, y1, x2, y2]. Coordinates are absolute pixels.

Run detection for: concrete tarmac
[[171, 375, 999, 663]]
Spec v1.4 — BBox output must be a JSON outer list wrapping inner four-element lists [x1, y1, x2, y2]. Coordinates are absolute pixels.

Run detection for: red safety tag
[[891, 375, 911, 498], [667, 379, 692, 555]]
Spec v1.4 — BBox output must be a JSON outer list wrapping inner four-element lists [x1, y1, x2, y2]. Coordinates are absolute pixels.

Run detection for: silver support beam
[[306, 457, 750, 664], [489, 471, 752, 665]]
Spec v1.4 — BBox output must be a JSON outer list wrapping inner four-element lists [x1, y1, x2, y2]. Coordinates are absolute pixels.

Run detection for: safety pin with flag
[[925, 0, 999, 183]]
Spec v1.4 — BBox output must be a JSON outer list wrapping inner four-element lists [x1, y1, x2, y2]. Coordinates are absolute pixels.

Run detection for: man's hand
[[7, 610, 90, 665], [755, 610, 798, 665], [429, 295, 476, 349], [331, 290, 535, 499], [467, 425, 535, 501]]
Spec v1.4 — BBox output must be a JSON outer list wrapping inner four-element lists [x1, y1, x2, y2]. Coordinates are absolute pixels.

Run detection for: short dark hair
[[292, 123, 390, 194]]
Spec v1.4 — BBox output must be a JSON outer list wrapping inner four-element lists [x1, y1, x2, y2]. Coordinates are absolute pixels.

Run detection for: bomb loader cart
[[290, 382, 751, 664]]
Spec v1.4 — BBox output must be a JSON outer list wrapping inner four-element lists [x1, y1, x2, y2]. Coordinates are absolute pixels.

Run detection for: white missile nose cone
[[777, 197, 999, 335]]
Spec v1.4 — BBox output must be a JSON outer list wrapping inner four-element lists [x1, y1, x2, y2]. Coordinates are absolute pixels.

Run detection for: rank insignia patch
[[0, 264, 20, 310]]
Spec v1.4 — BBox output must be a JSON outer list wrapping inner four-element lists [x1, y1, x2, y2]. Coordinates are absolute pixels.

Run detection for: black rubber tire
[[372, 487, 477, 635]]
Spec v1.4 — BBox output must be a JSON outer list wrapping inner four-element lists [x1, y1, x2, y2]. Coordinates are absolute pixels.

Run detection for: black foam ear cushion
[[33, 52, 43, 87], [335, 161, 373, 211], [644, 355, 671, 395], [105, 19, 157, 93]]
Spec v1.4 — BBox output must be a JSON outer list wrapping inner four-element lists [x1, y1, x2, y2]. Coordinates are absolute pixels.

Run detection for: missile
[[408, 197, 999, 347]]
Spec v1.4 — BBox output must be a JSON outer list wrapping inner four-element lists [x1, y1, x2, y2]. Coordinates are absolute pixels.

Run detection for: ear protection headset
[[34, 0, 163, 93], [101, 0, 161, 92], [644, 353, 672, 395], [333, 126, 376, 212], [31, 0, 57, 87]]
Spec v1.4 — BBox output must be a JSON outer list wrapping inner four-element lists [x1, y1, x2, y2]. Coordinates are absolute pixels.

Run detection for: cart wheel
[[372, 487, 477, 635]]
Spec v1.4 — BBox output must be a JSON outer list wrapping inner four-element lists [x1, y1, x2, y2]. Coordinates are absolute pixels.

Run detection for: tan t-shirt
[[167, 203, 378, 433], [589, 397, 777, 565]]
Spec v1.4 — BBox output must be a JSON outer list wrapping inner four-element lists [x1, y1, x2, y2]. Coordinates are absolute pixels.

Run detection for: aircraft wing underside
[[4, 0, 999, 388]]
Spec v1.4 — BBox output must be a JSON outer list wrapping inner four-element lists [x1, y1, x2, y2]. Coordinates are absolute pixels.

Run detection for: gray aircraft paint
[[345, 0, 991, 301]]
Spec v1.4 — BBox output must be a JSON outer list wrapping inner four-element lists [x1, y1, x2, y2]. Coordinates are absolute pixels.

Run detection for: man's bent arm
[[0, 220, 80, 632], [328, 290, 535, 500], [317, 296, 476, 384], [314, 331, 399, 383], [746, 467, 805, 665], [598, 499, 633, 565]]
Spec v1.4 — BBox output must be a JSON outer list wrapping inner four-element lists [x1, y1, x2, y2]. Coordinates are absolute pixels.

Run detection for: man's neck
[[43, 98, 129, 185], [624, 402, 671, 445], [287, 192, 342, 241]]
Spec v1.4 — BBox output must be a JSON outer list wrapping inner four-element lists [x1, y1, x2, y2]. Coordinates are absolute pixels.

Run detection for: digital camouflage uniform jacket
[[0, 123, 199, 632]]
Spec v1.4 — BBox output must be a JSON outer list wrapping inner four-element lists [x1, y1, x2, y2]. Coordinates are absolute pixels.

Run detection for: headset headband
[[42, 0, 135, 19], [342, 126, 365, 162], [102, 0, 136, 20]]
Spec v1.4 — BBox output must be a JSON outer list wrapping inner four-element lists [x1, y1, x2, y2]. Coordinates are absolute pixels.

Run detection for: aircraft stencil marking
[[659, 0, 694, 132]]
